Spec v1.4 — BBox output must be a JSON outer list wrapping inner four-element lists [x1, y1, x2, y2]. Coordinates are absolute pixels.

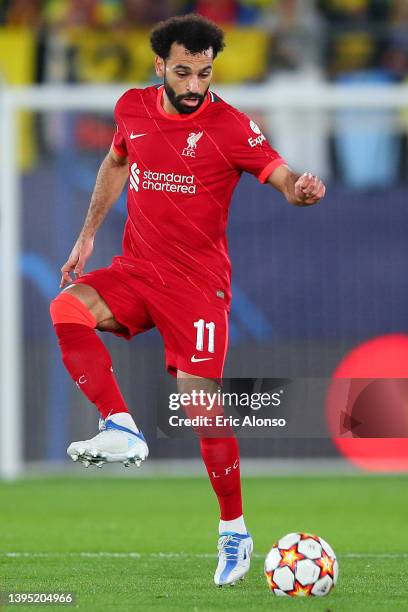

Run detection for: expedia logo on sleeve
[[248, 120, 266, 148]]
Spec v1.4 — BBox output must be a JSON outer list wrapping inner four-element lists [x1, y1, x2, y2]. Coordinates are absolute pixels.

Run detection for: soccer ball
[[264, 532, 338, 597]]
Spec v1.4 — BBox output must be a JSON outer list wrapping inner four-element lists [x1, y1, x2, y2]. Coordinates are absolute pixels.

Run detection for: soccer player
[[50, 14, 326, 586]]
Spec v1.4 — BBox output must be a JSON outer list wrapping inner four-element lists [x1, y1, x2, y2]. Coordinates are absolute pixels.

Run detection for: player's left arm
[[267, 164, 326, 207]]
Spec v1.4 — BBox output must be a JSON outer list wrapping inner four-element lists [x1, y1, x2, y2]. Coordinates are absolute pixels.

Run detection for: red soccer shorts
[[72, 260, 229, 379]]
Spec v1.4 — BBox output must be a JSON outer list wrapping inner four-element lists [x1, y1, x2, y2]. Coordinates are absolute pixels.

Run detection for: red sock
[[54, 323, 129, 420], [200, 436, 243, 520]]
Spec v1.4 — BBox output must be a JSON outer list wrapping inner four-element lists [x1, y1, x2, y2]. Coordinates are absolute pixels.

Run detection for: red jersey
[[112, 85, 285, 309]]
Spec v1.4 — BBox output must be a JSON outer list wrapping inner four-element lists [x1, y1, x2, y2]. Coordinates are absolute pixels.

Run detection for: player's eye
[[200, 72, 211, 79], [176, 72, 188, 78]]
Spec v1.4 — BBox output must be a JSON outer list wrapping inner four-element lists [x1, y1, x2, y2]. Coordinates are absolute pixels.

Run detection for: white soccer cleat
[[67, 418, 149, 468], [214, 532, 253, 586]]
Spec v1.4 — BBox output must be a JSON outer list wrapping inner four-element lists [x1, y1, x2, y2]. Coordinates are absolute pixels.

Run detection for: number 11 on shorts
[[194, 319, 215, 353]]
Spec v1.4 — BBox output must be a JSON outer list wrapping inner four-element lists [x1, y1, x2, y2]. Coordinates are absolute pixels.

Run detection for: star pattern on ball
[[299, 532, 318, 541], [279, 545, 305, 570], [264, 570, 279, 591], [287, 581, 314, 597], [316, 551, 335, 578]]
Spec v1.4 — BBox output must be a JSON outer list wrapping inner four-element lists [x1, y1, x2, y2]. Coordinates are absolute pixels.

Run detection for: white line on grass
[[2, 552, 408, 560]]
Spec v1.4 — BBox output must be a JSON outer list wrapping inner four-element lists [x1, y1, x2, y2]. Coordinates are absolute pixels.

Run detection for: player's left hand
[[294, 173, 326, 206]]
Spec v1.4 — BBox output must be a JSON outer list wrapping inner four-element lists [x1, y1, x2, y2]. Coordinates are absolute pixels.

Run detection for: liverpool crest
[[182, 131, 203, 158]]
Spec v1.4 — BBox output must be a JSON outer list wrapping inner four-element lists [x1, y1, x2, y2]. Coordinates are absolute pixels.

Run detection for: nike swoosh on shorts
[[191, 355, 214, 363]]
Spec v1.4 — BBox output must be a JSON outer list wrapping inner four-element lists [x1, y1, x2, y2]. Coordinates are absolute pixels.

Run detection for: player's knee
[[50, 292, 97, 328]]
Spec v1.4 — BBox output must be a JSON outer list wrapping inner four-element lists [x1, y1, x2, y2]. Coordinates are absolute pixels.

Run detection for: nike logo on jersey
[[191, 355, 214, 363], [130, 132, 147, 140]]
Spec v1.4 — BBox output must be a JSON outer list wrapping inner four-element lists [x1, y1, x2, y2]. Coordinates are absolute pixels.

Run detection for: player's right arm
[[60, 147, 128, 288]]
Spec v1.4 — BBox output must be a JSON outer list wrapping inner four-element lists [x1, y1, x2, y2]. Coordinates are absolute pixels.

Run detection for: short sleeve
[[227, 112, 286, 183], [111, 101, 128, 158]]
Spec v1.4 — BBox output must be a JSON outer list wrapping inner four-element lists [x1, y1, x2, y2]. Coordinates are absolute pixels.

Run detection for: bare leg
[[63, 284, 128, 334], [177, 370, 219, 402]]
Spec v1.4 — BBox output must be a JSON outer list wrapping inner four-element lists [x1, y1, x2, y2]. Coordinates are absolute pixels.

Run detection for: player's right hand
[[60, 236, 94, 288]]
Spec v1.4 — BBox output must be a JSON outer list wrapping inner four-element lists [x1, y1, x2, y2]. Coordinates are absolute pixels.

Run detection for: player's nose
[[186, 75, 200, 94]]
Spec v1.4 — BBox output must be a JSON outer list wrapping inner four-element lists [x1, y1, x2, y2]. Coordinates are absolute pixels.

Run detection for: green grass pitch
[[1, 474, 408, 611]]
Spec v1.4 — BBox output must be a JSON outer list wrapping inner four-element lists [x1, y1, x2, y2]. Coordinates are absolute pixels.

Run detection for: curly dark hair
[[150, 14, 225, 60]]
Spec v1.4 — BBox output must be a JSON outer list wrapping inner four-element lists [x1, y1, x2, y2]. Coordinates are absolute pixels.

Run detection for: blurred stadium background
[[1, 0, 408, 479]]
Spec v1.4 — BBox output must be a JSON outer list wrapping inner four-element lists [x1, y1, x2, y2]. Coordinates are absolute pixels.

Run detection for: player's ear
[[155, 56, 165, 78]]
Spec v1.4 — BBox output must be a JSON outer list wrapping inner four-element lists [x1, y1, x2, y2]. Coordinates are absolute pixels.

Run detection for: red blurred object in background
[[326, 334, 408, 472], [194, 0, 239, 24]]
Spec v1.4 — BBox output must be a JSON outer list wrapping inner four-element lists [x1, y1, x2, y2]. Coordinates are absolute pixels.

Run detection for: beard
[[164, 76, 208, 115]]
